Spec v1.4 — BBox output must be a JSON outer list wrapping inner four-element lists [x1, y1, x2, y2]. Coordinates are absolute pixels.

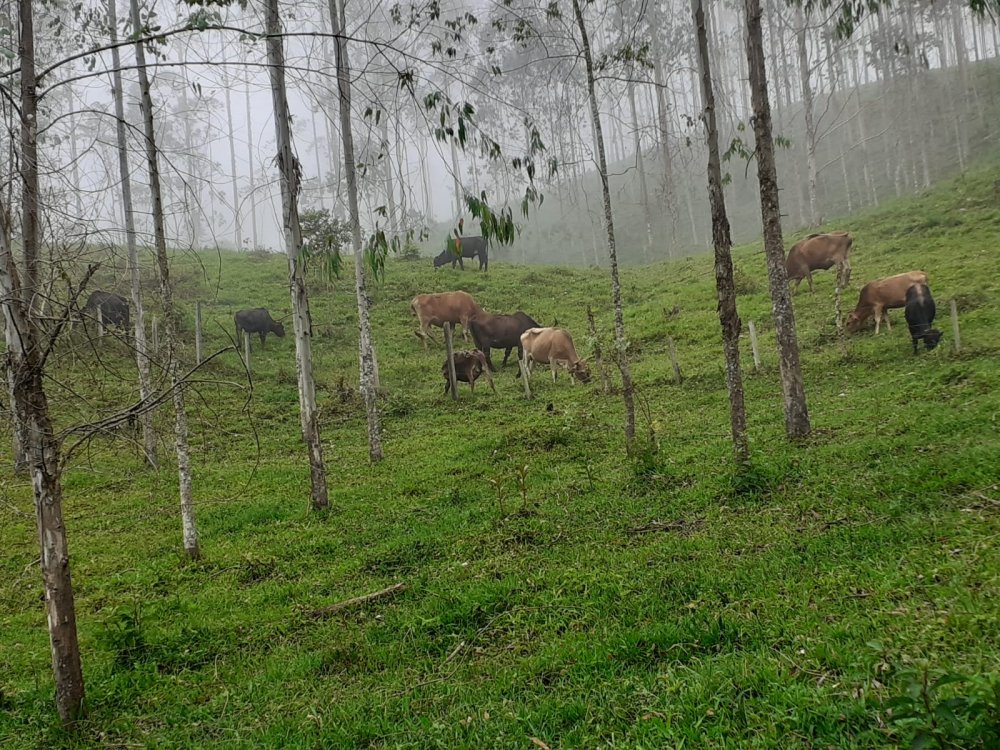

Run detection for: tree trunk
[[627, 82, 653, 262], [108, 0, 156, 468], [381, 116, 399, 235], [130, 0, 200, 556], [19, 0, 40, 315], [221, 46, 243, 249], [331, 0, 383, 463], [743, 0, 810, 440], [693, 0, 749, 464], [796, 8, 819, 226], [6, 2, 85, 718], [245, 71, 259, 250], [265, 0, 334, 504], [570, 0, 636, 448], [651, 53, 677, 250]]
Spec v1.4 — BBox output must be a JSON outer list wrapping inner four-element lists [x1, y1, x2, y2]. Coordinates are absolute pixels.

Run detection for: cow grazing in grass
[[469, 311, 540, 372], [443, 349, 496, 394], [432, 236, 489, 271], [235, 308, 285, 348], [82, 290, 130, 332], [846, 270, 929, 334], [410, 291, 484, 349], [519, 327, 590, 384], [785, 231, 853, 292], [904, 283, 943, 353]]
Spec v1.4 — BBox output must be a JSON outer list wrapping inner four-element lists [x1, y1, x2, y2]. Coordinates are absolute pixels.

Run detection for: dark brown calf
[[442, 350, 496, 394]]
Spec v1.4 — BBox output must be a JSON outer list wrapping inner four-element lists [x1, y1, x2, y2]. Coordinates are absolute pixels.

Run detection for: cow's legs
[[551, 362, 558, 383], [884, 311, 891, 332], [874, 306, 883, 335], [807, 272, 814, 293], [501, 347, 512, 367], [259, 332, 266, 348], [483, 368, 496, 393]]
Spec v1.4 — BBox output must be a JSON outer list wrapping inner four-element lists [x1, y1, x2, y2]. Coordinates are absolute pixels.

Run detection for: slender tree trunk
[[796, 8, 819, 226], [381, 116, 399, 235], [264, 0, 333, 504], [744, 0, 810, 440], [331, 0, 383, 463], [627, 82, 653, 262], [221, 47, 242, 248], [570, 0, 636, 447], [651, 53, 678, 250], [245, 72, 259, 249], [693, 0, 749, 464], [6, 1, 85, 719], [131, 0, 200, 556], [108, 0, 156, 468]]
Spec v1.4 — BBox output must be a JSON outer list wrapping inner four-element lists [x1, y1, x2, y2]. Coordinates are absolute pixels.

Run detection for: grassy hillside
[[2, 166, 1000, 749]]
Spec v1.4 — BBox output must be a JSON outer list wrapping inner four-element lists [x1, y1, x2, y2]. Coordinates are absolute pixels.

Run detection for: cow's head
[[272, 321, 286, 338], [570, 359, 591, 384], [924, 329, 942, 350], [845, 312, 865, 333], [432, 251, 453, 268]]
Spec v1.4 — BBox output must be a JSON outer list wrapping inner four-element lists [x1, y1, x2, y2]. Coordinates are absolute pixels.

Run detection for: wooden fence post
[[667, 335, 683, 384], [834, 284, 847, 357], [586, 305, 611, 394], [444, 322, 457, 400], [950, 299, 961, 353], [747, 321, 761, 372], [97, 306, 105, 338], [151, 315, 159, 351], [195, 301, 203, 364], [244, 331, 252, 375]]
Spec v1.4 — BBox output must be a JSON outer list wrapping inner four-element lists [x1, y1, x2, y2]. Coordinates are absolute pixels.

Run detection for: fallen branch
[[307, 582, 406, 618]]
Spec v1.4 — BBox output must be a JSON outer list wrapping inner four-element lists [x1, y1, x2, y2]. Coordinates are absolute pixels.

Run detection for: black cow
[[904, 283, 942, 353], [432, 236, 489, 271], [82, 291, 130, 332], [235, 308, 285, 348], [469, 311, 540, 372], [443, 349, 495, 394]]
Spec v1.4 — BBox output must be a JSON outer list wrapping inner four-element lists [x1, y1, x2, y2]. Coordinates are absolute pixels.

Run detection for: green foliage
[[886, 669, 1000, 749], [298, 209, 349, 282]]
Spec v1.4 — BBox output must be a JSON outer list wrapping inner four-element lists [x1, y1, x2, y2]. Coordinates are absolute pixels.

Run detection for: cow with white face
[[519, 327, 590, 384]]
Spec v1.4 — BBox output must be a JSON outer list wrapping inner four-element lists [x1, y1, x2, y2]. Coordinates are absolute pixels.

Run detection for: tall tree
[[744, 0, 810, 439], [130, 0, 201, 555], [693, 0, 749, 464], [265, 0, 333, 505], [108, 0, 156, 468], [331, 0, 383, 462], [569, 0, 636, 447], [3, 0, 84, 722]]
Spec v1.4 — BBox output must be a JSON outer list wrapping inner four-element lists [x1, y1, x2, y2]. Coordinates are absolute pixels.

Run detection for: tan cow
[[846, 271, 929, 334], [519, 327, 591, 384], [785, 231, 853, 292], [410, 291, 484, 349]]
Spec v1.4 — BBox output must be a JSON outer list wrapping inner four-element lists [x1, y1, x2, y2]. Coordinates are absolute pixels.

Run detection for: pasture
[[2, 166, 999, 748]]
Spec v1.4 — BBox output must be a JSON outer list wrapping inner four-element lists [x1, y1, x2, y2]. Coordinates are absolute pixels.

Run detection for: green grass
[[2, 166, 1000, 749]]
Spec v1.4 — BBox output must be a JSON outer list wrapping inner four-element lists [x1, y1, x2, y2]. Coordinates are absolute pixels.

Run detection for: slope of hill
[[2, 165, 999, 748]]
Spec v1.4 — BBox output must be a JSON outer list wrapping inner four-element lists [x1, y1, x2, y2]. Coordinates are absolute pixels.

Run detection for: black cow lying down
[[443, 350, 496, 394]]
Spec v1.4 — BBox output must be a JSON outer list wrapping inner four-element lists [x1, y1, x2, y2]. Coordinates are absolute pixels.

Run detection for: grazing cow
[[235, 308, 285, 348], [410, 291, 484, 349], [785, 231, 853, 292], [443, 349, 496, 394], [82, 290, 130, 332], [432, 236, 489, 271], [520, 327, 591, 384], [904, 283, 943, 353], [846, 271, 929, 334], [469, 311, 541, 372]]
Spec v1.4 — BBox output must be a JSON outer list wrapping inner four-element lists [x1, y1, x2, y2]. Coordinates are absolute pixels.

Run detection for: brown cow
[[846, 270, 929, 334], [410, 291, 485, 349], [520, 327, 591, 384], [442, 350, 496, 394], [785, 231, 853, 292]]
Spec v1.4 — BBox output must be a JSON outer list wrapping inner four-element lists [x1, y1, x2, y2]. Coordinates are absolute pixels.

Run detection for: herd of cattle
[[75, 229, 944, 397]]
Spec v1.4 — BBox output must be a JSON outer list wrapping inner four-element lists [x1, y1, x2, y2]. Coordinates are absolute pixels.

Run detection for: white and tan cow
[[785, 231, 853, 292], [409, 291, 484, 349], [846, 270, 929, 334], [519, 327, 590, 384]]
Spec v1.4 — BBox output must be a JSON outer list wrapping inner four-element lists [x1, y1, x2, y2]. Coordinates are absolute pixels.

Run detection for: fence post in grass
[[97, 306, 105, 338], [667, 335, 683, 384], [151, 315, 159, 351], [586, 305, 610, 394], [244, 331, 252, 375], [444, 322, 458, 400], [194, 301, 203, 364], [747, 321, 761, 372], [521, 352, 532, 399], [950, 299, 961, 353], [834, 283, 847, 357]]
